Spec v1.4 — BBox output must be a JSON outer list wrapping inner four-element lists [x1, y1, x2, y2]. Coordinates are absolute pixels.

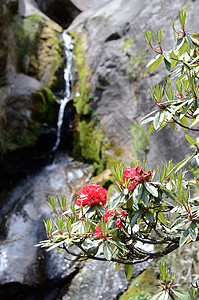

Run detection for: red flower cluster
[[102, 209, 128, 230], [76, 183, 107, 206], [102, 209, 128, 221], [122, 166, 151, 191], [94, 226, 104, 237]]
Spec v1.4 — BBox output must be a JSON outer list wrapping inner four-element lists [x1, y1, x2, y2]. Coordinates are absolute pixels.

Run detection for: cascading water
[[0, 30, 144, 300], [52, 32, 73, 152]]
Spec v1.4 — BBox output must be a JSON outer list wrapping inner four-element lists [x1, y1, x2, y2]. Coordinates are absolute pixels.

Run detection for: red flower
[[94, 226, 104, 237], [76, 183, 107, 206], [115, 218, 121, 230], [142, 170, 151, 182], [102, 209, 127, 230], [102, 209, 128, 221], [117, 210, 128, 217], [122, 166, 151, 191]]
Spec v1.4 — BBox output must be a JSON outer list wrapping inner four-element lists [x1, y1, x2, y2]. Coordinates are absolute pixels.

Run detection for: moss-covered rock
[[120, 268, 158, 300], [10, 14, 64, 88], [71, 31, 103, 173], [0, 7, 64, 158], [71, 30, 123, 174], [37, 20, 64, 88]]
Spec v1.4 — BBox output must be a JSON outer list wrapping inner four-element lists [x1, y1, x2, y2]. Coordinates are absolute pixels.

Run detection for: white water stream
[[52, 32, 73, 151]]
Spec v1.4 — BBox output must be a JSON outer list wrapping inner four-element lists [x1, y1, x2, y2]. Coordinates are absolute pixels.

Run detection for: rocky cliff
[[68, 0, 199, 169]]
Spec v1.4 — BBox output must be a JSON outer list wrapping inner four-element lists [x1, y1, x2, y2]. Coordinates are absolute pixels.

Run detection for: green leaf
[[179, 99, 195, 119], [103, 241, 112, 261], [151, 290, 169, 300], [189, 222, 198, 241], [191, 153, 199, 170], [150, 56, 163, 73], [175, 154, 195, 173], [141, 109, 158, 124], [145, 211, 154, 223], [124, 264, 134, 280], [179, 228, 190, 247], [110, 192, 124, 209], [185, 134, 197, 147], [145, 54, 161, 69], [158, 212, 167, 225], [164, 58, 171, 71], [130, 208, 144, 226], [186, 35, 194, 49], [133, 184, 143, 209], [190, 36, 199, 46], [178, 116, 188, 131], [144, 182, 158, 197], [163, 51, 171, 71], [147, 121, 154, 138], [114, 263, 122, 273], [141, 187, 150, 207], [160, 187, 178, 203], [190, 116, 199, 128], [171, 288, 189, 300], [163, 51, 171, 62], [145, 55, 163, 74], [174, 37, 184, 53], [154, 111, 165, 130]]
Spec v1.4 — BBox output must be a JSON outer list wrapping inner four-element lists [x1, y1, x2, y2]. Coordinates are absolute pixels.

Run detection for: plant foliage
[[37, 9, 199, 299]]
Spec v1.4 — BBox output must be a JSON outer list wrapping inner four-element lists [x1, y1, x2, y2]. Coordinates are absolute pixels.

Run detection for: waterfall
[[52, 32, 73, 152]]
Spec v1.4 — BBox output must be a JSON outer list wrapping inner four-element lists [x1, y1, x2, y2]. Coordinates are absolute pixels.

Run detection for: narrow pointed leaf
[[144, 182, 158, 197], [147, 121, 154, 137], [130, 208, 143, 226], [185, 134, 197, 146], [145, 211, 154, 223], [124, 264, 134, 280], [103, 241, 112, 261], [179, 228, 190, 247], [189, 222, 198, 241]]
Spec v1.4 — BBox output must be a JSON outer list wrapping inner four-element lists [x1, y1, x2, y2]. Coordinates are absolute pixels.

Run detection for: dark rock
[[35, 0, 81, 28], [4, 72, 42, 139], [5, 0, 18, 13]]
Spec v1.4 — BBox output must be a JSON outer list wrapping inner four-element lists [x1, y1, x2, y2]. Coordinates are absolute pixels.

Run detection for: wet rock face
[[69, 0, 199, 166], [0, 156, 92, 284]]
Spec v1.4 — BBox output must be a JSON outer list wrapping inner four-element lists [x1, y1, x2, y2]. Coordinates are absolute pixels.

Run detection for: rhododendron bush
[[38, 9, 199, 299]]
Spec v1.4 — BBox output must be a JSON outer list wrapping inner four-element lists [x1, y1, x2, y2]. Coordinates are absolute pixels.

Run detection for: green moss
[[71, 31, 91, 117], [71, 30, 123, 174], [122, 37, 134, 52], [1, 121, 42, 154], [114, 147, 123, 157], [33, 87, 56, 124], [120, 268, 157, 300], [71, 30, 103, 173], [12, 14, 45, 72], [27, 13, 44, 24], [131, 123, 148, 161], [127, 49, 148, 81], [127, 291, 152, 300], [73, 119, 104, 174]]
